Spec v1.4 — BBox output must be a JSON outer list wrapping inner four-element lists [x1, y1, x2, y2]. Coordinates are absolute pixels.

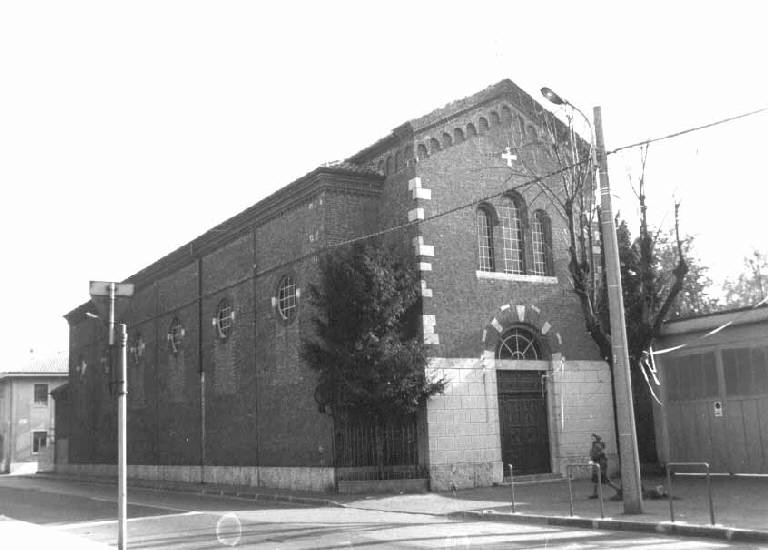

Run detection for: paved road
[[0, 476, 763, 549]]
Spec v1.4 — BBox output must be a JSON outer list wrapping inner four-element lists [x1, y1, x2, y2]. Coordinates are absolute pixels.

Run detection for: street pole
[[118, 323, 128, 549], [593, 106, 643, 514], [90, 281, 132, 549]]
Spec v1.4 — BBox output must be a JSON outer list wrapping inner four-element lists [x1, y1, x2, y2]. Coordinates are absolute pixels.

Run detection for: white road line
[[87, 496, 194, 513], [57, 510, 203, 529]]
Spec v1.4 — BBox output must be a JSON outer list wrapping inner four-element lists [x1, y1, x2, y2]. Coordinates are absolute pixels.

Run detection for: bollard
[[507, 463, 516, 513], [589, 460, 605, 519], [567, 462, 604, 519], [665, 462, 715, 525]]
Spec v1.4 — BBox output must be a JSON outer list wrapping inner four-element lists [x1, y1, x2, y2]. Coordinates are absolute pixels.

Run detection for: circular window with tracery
[[496, 327, 543, 360], [167, 317, 185, 354], [216, 299, 234, 340], [277, 275, 297, 322]]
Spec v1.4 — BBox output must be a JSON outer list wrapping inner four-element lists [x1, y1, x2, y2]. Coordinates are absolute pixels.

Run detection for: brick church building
[[61, 79, 617, 492]]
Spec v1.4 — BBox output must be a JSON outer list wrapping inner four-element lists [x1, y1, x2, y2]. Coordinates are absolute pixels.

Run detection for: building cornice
[[65, 165, 383, 322]]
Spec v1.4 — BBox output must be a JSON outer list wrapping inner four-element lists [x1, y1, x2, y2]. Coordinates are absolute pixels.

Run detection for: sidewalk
[[35, 472, 768, 544], [0, 516, 111, 549]]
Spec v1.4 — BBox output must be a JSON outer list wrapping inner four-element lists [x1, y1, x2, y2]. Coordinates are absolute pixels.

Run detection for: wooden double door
[[497, 370, 551, 477]]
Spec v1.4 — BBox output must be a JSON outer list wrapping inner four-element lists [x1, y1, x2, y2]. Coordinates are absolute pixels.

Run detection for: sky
[[2, 1, 767, 366]]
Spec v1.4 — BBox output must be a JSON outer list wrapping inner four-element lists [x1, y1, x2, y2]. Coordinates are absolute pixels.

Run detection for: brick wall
[[65, 169, 383, 480]]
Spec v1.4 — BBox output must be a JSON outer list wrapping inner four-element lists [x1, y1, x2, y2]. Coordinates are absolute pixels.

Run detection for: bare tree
[[514, 115, 690, 463]]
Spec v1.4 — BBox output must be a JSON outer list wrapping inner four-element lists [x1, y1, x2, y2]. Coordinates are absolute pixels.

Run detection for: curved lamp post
[[541, 88, 644, 514]]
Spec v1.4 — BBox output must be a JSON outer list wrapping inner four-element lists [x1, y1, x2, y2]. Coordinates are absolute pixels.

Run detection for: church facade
[[61, 80, 617, 492]]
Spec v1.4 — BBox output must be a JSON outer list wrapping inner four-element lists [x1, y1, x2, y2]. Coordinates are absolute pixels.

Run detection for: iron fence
[[334, 414, 423, 480]]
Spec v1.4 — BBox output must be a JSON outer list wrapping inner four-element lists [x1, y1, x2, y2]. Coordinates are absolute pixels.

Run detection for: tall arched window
[[496, 326, 543, 359], [417, 143, 428, 160], [499, 196, 525, 274], [476, 207, 494, 272], [531, 210, 553, 276]]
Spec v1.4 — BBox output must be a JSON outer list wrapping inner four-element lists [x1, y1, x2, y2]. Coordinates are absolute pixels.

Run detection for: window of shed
[[277, 276, 297, 322]]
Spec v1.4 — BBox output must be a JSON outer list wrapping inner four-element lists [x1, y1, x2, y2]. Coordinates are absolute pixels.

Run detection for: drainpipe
[[198, 257, 206, 484], [7, 379, 13, 471]]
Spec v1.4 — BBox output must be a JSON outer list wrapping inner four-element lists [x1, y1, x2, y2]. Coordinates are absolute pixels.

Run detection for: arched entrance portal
[[496, 326, 551, 476]]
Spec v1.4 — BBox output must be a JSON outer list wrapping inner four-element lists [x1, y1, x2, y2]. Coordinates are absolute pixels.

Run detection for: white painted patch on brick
[[424, 333, 440, 345], [407, 207, 425, 222], [491, 318, 503, 333], [418, 262, 432, 271], [423, 314, 436, 326], [423, 324, 435, 334], [420, 279, 433, 298], [408, 176, 422, 191], [541, 321, 551, 335], [481, 350, 494, 360], [416, 245, 434, 257], [413, 187, 432, 200], [481, 329, 487, 343], [270, 296, 276, 308], [412, 236, 424, 246], [500, 304, 510, 311], [516, 305, 526, 322], [531, 305, 541, 314], [556, 333, 563, 345]]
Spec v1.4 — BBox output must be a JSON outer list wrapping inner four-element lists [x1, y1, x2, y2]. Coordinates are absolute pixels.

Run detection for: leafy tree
[[301, 238, 446, 469], [722, 250, 768, 308], [657, 232, 719, 318]]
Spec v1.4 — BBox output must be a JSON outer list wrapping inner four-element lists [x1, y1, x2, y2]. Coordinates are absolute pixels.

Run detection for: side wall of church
[[66, 178, 383, 490]]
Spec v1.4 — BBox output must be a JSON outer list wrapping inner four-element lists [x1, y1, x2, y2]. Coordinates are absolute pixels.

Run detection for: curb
[[31, 473, 768, 543], [33, 473, 345, 509], [446, 510, 768, 544]]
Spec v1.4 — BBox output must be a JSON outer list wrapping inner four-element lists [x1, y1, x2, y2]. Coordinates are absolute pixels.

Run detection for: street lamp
[[88, 281, 134, 549], [541, 87, 644, 514]]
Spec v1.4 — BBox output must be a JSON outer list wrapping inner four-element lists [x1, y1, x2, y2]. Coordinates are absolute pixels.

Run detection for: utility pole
[[118, 323, 128, 550], [593, 106, 643, 514]]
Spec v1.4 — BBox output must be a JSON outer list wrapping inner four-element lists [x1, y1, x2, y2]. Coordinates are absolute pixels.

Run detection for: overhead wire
[[85, 105, 768, 333]]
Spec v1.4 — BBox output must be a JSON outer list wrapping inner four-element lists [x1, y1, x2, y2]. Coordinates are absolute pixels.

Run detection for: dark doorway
[[497, 370, 551, 477]]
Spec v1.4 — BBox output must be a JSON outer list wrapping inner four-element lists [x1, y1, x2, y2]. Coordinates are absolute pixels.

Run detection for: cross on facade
[[501, 146, 517, 167]]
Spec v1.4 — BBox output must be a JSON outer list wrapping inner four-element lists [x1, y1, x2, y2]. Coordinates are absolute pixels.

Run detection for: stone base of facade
[[429, 461, 503, 492], [56, 463, 336, 493], [8, 461, 40, 475], [425, 357, 618, 489], [338, 478, 429, 494]]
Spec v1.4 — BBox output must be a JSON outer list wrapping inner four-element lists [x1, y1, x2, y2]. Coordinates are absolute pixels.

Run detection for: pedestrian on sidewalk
[[589, 434, 621, 499]]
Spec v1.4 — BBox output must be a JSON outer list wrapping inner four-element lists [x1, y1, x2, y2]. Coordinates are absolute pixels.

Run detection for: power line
[[607, 107, 768, 157], [87, 105, 768, 332]]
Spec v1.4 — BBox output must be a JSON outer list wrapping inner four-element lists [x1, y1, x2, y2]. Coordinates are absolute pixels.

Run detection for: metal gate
[[333, 413, 425, 481], [497, 370, 551, 477]]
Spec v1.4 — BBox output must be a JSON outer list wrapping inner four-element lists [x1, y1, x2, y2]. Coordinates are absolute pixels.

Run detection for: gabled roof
[[0, 352, 69, 378], [347, 79, 563, 164]]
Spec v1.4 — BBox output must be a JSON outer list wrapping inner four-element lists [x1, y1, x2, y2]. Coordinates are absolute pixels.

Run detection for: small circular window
[[168, 317, 185, 354], [496, 327, 542, 360], [277, 276, 297, 322], [216, 299, 234, 340]]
